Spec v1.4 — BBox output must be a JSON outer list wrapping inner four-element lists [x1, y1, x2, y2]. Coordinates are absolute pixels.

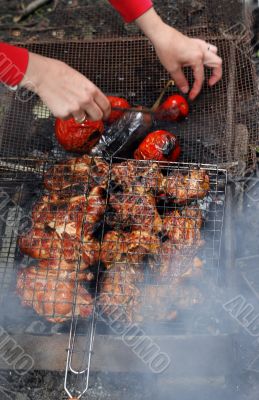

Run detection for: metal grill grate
[[0, 34, 258, 172], [0, 154, 226, 396]]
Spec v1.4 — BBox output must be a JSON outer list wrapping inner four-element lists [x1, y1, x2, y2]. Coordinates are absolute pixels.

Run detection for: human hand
[[136, 8, 222, 100], [20, 52, 111, 121]]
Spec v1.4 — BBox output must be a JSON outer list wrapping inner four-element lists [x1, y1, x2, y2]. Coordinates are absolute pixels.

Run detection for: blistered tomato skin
[[107, 96, 130, 124], [55, 117, 104, 153], [156, 95, 189, 122], [134, 130, 181, 162]]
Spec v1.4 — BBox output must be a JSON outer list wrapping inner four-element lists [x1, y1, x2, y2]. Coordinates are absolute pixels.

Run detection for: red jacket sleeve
[[109, 0, 153, 23], [0, 43, 29, 86]]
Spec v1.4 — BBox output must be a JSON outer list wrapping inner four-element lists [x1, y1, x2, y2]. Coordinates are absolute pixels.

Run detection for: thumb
[[171, 68, 189, 94]]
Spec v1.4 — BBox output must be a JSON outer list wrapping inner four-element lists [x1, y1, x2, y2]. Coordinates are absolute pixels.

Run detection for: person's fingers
[[206, 43, 218, 54], [82, 101, 104, 121], [208, 64, 223, 86], [171, 67, 189, 93], [94, 91, 111, 120], [189, 62, 205, 100], [204, 52, 223, 86]]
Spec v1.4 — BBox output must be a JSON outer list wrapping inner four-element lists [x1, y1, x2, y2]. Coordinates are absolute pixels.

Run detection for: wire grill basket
[[0, 155, 226, 397]]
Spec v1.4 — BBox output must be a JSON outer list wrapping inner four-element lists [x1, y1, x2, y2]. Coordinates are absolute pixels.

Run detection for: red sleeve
[[0, 43, 29, 86], [109, 0, 153, 23]]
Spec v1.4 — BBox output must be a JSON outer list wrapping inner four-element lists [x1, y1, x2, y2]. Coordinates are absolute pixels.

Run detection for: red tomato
[[107, 96, 130, 124], [55, 117, 104, 153], [156, 95, 189, 122], [134, 130, 181, 162]]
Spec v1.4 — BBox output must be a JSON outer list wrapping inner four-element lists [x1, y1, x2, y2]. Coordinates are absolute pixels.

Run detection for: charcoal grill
[[0, 0, 258, 399]]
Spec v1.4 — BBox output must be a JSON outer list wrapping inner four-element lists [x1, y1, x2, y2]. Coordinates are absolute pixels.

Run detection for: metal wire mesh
[[0, 34, 258, 172], [5, 0, 251, 44], [0, 154, 226, 395]]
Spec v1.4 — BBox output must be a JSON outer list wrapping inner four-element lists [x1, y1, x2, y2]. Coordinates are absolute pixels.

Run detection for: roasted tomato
[[55, 117, 104, 153], [107, 96, 130, 124], [134, 130, 181, 162], [156, 94, 189, 122]]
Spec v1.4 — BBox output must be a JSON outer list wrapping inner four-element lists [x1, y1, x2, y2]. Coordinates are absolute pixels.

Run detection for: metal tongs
[[111, 79, 175, 115]]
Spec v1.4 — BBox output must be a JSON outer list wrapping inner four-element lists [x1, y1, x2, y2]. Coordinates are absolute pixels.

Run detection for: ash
[[0, 371, 152, 400]]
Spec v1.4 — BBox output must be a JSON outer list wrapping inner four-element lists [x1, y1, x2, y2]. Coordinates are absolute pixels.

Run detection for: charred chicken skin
[[16, 266, 93, 323], [100, 230, 160, 271], [32, 186, 106, 239], [162, 169, 210, 203], [111, 161, 163, 193], [44, 155, 109, 191], [108, 188, 162, 233]]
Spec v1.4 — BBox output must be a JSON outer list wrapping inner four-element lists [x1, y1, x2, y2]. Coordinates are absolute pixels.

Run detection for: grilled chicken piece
[[81, 235, 100, 267], [19, 227, 100, 269], [108, 188, 162, 233], [19, 228, 80, 261], [163, 206, 203, 248], [100, 231, 127, 269], [162, 169, 210, 203], [158, 240, 203, 282], [125, 230, 160, 266], [32, 194, 87, 238], [83, 186, 107, 237], [111, 161, 163, 193], [32, 186, 106, 239], [16, 267, 93, 323], [98, 263, 143, 323], [100, 230, 160, 270], [44, 155, 109, 191], [38, 260, 94, 281]]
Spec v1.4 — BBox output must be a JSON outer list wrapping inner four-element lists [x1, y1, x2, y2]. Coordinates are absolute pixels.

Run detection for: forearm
[[135, 7, 167, 41]]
